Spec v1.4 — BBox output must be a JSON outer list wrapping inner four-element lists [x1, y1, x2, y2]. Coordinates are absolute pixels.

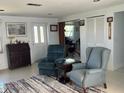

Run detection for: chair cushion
[[67, 69, 86, 86], [38, 62, 55, 69], [47, 45, 64, 61], [86, 47, 103, 69], [39, 69, 57, 76], [47, 53, 64, 61]]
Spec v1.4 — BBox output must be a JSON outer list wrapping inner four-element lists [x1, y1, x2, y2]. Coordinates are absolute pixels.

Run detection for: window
[[33, 25, 44, 43], [34, 26, 39, 43], [64, 25, 74, 37], [40, 26, 44, 43]]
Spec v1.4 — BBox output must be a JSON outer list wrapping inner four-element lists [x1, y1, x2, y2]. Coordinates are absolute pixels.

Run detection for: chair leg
[[69, 80, 73, 85], [83, 88, 87, 93], [104, 83, 107, 89], [90, 87, 101, 93]]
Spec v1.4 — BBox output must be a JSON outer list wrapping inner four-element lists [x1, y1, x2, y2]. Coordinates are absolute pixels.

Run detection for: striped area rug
[[1, 75, 79, 93], [0, 75, 106, 93]]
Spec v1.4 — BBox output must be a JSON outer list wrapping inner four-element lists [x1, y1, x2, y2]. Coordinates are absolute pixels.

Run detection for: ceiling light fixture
[[48, 13, 53, 15], [0, 10, 5, 11], [93, 0, 100, 2], [27, 3, 42, 6]]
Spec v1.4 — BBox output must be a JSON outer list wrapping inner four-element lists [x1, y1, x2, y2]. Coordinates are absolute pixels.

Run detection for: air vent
[[0, 10, 5, 11], [27, 3, 42, 6], [93, 0, 100, 2], [48, 13, 52, 15]]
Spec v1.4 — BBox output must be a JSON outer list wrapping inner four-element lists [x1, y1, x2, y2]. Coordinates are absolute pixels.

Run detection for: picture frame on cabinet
[[6, 22, 27, 37]]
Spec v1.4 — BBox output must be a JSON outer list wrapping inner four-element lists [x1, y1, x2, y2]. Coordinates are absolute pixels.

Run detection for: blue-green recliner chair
[[38, 45, 64, 76], [67, 47, 111, 93]]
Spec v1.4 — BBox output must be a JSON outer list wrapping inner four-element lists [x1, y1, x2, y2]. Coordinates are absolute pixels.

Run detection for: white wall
[[80, 16, 111, 63], [113, 12, 124, 70], [0, 16, 59, 70], [47, 24, 59, 44], [58, 4, 124, 70]]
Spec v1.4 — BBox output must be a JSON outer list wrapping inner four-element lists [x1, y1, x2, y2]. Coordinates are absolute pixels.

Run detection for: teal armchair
[[67, 47, 111, 93], [38, 45, 64, 76]]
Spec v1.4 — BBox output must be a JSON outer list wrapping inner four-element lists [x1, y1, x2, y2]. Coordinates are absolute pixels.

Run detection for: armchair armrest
[[86, 69, 103, 74], [41, 58, 55, 63], [55, 58, 65, 64], [38, 58, 53, 67], [41, 58, 48, 62], [72, 63, 86, 70]]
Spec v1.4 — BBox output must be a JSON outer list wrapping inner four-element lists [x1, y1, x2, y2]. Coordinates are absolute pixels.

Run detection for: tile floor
[[0, 63, 124, 93], [106, 68, 124, 93], [0, 63, 39, 83]]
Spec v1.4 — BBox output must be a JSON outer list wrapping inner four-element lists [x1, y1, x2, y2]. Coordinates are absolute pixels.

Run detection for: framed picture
[[50, 25, 58, 31], [80, 20, 85, 26], [6, 22, 27, 37], [108, 23, 112, 40], [107, 17, 113, 22]]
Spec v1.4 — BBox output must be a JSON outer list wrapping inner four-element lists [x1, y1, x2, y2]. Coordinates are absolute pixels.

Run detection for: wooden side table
[[55, 58, 81, 84]]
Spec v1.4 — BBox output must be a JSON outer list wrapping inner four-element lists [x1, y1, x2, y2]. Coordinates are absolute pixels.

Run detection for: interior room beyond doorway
[[64, 20, 80, 60]]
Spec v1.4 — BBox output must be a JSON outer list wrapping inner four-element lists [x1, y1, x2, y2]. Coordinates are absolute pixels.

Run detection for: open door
[[64, 21, 80, 59], [58, 21, 80, 59], [58, 22, 65, 45]]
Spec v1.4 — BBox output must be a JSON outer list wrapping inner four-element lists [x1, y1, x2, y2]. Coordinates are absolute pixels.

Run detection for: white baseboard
[[0, 64, 8, 70]]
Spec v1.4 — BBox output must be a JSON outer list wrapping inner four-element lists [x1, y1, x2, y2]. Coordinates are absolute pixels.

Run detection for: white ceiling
[[0, 0, 124, 18]]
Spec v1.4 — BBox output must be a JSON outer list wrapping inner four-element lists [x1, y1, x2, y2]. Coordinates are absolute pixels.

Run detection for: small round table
[[55, 58, 81, 84]]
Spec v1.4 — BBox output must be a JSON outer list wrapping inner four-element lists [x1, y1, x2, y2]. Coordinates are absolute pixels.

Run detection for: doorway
[[64, 20, 80, 59], [31, 23, 48, 63], [113, 11, 124, 70]]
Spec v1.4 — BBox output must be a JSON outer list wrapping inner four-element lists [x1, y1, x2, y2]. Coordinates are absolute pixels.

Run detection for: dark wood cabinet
[[6, 43, 31, 69]]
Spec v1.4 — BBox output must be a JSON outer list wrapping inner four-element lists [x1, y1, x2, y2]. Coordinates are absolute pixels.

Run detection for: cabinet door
[[96, 17, 105, 46], [86, 18, 95, 46], [86, 16, 105, 47]]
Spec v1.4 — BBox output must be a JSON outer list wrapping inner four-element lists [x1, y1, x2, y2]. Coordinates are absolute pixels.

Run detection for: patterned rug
[[0, 75, 78, 93], [0, 75, 106, 93]]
